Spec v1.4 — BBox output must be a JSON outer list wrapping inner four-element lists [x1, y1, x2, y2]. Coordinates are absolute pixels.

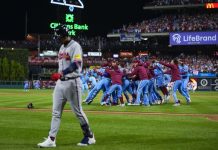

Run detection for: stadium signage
[[205, 3, 218, 9], [138, 52, 148, 56], [50, 13, 89, 36], [170, 32, 218, 45], [120, 32, 141, 42], [43, 50, 58, 57], [88, 52, 102, 57], [197, 78, 212, 91], [120, 52, 133, 58]]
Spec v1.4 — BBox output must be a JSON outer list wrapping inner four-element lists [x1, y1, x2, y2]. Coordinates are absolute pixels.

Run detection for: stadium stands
[[111, 13, 218, 34], [0, 1, 217, 80], [147, 0, 218, 6]]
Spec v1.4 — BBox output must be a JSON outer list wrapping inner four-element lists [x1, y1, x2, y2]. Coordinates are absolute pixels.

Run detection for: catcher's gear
[[51, 73, 62, 81]]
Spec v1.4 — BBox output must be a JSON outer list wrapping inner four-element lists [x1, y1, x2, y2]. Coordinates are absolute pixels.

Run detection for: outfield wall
[[194, 77, 218, 91]]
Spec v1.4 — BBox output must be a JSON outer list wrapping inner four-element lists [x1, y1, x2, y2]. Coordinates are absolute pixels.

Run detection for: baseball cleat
[[187, 99, 191, 105], [77, 134, 96, 146], [128, 103, 140, 106], [86, 99, 93, 105], [37, 136, 56, 148], [118, 103, 125, 107], [173, 100, 181, 106], [100, 102, 106, 106], [173, 103, 180, 106]]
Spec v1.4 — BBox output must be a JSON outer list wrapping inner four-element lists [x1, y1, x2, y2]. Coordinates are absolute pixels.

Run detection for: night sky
[[0, 0, 147, 40]]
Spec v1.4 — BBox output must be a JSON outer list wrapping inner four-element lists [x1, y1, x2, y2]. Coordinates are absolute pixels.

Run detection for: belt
[[60, 76, 79, 81]]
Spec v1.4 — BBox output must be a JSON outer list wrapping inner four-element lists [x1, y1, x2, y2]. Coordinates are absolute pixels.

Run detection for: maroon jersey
[[160, 62, 181, 81], [106, 68, 124, 85], [148, 67, 155, 79], [144, 62, 154, 79], [128, 64, 148, 80]]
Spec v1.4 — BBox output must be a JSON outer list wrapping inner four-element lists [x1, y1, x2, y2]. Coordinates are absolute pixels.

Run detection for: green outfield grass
[[0, 89, 218, 150], [0, 89, 218, 114]]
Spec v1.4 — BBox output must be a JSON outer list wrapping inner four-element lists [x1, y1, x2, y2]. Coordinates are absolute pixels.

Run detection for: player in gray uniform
[[37, 25, 96, 148]]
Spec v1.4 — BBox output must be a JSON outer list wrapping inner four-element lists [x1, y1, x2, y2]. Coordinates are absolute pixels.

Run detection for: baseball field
[[0, 89, 218, 150]]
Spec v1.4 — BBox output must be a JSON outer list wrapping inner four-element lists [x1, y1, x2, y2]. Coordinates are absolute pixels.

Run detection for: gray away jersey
[[58, 40, 83, 78]]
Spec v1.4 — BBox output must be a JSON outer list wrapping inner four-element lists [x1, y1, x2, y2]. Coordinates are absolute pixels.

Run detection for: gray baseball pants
[[49, 78, 89, 137]]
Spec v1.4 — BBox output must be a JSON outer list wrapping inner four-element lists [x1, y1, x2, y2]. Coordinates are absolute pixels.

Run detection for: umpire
[[37, 25, 96, 148]]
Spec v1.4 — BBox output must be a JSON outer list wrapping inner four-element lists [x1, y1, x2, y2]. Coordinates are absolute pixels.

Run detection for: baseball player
[[153, 62, 170, 103], [102, 65, 125, 106], [122, 69, 134, 104], [24, 80, 29, 92], [85, 63, 111, 105], [34, 80, 41, 90], [179, 61, 191, 103], [88, 73, 97, 90], [128, 60, 150, 106], [144, 62, 162, 105], [159, 59, 190, 106], [37, 25, 95, 148], [81, 73, 89, 95]]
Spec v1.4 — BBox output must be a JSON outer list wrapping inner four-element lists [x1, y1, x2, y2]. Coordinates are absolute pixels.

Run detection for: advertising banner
[[170, 32, 218, 45], [88, 52, 102, 57], [120, 52, 133, 58], [211, 78, 218, 91], [120, 32, 141, 42], [197, 78, 212, 91]]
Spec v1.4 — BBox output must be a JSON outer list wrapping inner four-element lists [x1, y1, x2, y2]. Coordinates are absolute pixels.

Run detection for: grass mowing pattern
[[0, 89, 218, 114], [0, 89, 218, 150]]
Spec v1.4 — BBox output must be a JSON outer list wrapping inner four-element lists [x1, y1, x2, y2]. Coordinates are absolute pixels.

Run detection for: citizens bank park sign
[[170, 31, 218, 45]]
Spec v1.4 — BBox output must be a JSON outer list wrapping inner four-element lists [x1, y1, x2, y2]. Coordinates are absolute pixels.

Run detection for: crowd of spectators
[[112, 13, 218, 34], [0, 35, 102, 51], [155, 54, 218, 75], [147, 0, 218, 6], [1, 13, 217, 51], [77, 54, 218, 75], [82, 53, 218, 75]]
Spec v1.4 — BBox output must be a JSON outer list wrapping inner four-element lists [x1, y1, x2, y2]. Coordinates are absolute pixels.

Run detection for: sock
[[132, 94, 136, 102], [103, 94, 109, 102], [119, 96, 124, 104], [81, 124, 93, 138], [50, 136, 55, 141]]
